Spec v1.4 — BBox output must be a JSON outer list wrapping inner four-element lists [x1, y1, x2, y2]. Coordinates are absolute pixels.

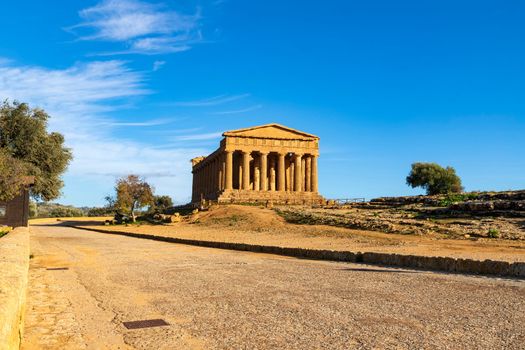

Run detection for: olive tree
[[151, 195, 173, 212], [114, 175, 154, 222], [406, 162, 463, 195], [0, 101, 72, 201]]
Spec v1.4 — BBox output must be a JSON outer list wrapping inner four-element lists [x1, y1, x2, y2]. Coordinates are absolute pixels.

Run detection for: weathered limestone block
[[0, 227, 30, 350], [170, 213, 181, 223]]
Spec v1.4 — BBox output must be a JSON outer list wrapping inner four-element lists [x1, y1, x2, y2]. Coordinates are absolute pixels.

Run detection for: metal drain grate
[[46, 267, 69, 270], [123, 319, 169, 330]]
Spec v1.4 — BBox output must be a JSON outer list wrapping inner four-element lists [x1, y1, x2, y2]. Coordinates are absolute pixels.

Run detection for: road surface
[[22, 224, 525, 349]]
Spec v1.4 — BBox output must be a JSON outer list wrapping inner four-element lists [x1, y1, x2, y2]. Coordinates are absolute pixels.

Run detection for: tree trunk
[[130, 202, 136, 223]]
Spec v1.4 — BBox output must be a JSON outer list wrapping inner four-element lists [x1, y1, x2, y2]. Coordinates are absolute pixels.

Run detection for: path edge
[[67, 225, 525, 279], [0, 227, 30, 350]]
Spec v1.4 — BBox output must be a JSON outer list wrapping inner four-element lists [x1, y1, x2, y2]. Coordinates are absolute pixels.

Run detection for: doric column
[[204, 163, 209, 194], [301, 157, 306, 191], [225, 151, 233, 190], [192, 171, 196, 202], [196, 169, 200, 198], [294, 153, 302, 192], [289, 160, 294, 191], [278, 153, 286, 191], [242, 151, 251, 190], [270, 156, 276, 191], [238, 157, 243, 189], [305, 155, 312, 192], [260, 152, 268, 191], [209, 161, 212, 194], [202, 167, 205, 195], [311, 155, 318, 193], [194, 170, 197, 201], [199, 167, 203, 196], [200, 165, 204, 195], [254, 154, 260, 191], [208, 163, 212, 194], [203, 166, 206, 193], [215, 159, 219, 191], [217, 159, 220, 191], [213, 159, 218, 192], [204, 165, 207, 194], [285, 157, 291, 191], [216, 159, 219, 191], [211, 162, 214, 192], [221, 155, 226, 190], [208, 162, 212, 193]]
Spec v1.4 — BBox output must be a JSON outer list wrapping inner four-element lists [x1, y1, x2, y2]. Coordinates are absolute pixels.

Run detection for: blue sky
[[0, 0, 524, 206]]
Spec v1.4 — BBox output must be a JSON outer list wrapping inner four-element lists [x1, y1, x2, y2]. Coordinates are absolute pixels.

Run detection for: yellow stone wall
[[0, 227, 30, 349]]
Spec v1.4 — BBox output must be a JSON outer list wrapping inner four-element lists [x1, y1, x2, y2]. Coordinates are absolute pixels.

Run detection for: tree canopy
[[0, 149, 29, 202], [0, 101, 72, 201], [406, 162, 463, 195], [114, 175, 154, 222], [152, 195, 173, 212]]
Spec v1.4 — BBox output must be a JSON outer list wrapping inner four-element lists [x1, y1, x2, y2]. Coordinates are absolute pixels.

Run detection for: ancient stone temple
[[191, 124, 324, 204]]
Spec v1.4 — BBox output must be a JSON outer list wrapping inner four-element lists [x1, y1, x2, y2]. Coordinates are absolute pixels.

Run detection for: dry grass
[[47, 206, 525, 263]]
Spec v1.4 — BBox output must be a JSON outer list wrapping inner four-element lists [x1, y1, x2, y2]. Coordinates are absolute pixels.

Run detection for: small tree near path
[[406, 162, 463, 195], [114, 175, 154, 222]]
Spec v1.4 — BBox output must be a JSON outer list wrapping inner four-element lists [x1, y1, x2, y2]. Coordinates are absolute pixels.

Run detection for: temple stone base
[[216, 190, 325, 205]]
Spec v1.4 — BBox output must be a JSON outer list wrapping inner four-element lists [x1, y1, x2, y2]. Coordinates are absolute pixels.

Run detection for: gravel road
[[23, 224, 525, 349]]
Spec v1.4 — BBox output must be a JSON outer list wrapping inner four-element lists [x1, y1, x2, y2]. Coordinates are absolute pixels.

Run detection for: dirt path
[[23, 224, 525, 349], [23, 229, 131, 349]]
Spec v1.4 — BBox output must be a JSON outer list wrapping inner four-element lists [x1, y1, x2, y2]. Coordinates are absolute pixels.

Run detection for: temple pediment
[[223, 123, 318, 140]]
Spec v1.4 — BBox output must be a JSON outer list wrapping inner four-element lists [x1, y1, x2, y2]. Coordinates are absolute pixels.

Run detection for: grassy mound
[[197, 205, 286, 230]]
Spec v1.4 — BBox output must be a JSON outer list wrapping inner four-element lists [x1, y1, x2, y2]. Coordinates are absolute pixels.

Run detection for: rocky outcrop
[[450, 200, 525, 212], [369, 190, 525, 210], [369, 195, 441, 207], [277, 204, 525, 240], [0, 227, 30, 350]]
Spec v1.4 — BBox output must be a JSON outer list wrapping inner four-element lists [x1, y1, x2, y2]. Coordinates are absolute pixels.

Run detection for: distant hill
[[31, 202, 113, 218]]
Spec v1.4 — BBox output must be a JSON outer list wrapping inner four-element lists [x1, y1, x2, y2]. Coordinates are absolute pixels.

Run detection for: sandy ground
[[63, 206, 525, 262], [22, 224, 524, 349]]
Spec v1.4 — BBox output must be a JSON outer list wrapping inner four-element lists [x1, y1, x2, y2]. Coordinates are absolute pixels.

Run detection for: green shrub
[[0, 226, 13, 238], [87, 206, 114, 217], [487, 228, 500, 238], [438, 192, 481, 207]]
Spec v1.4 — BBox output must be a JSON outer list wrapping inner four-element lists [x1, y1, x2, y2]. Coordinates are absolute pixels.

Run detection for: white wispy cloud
[[0, 58, 207, 204], [152, 60, 166, 71], [67, 0, 201, 55], [171, 93, 250, 107], [213, 104, 262, 115], [0, 59, 149, 133]]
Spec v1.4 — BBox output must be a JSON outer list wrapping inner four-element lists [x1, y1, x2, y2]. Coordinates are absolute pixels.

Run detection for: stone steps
[[217, 189, 325, 205]]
